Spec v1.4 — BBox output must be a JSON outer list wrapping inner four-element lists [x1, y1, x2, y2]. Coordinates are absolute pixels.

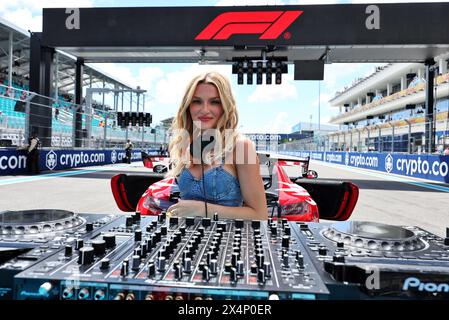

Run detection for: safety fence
[[279, 118, 449, 154], [0, 83, 167, 149], [281, 150, 449, 183], [0, 147, 160, 175]]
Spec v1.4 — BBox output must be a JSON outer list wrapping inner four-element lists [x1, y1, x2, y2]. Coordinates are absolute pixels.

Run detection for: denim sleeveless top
[[176, 165, 243, 207]]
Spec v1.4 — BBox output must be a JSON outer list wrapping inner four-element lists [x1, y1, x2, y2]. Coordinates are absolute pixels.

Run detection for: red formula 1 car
[[111, 152, 358, 222]]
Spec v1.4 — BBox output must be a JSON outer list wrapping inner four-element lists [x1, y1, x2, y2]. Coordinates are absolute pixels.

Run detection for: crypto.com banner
[[283, 151, 449, 183], [0, 148, 157, 175]]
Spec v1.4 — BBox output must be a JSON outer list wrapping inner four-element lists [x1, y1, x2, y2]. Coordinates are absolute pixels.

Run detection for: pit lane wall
[[0, 148, 160, 175], [281, 151, 449, 183]]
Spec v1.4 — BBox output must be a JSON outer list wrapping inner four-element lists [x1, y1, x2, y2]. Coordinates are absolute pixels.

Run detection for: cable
[[201, 153, 208, 218]]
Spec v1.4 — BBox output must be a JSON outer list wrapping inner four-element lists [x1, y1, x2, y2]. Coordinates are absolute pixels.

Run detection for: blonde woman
[[166, 72, 267, 220]]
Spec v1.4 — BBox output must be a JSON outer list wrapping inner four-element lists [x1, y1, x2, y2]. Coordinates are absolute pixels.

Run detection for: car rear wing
[[111, 174, 165, 212], [141, 151, 169, 169], [295, 179, 359, 221]]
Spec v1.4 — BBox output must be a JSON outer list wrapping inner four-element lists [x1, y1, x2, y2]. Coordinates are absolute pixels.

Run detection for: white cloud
[[2, 8, 42, 32], [1, 0, 94, 32], [97, 64, 234, 123], [261, 112, 293, 133], [247, 74, 297, 103]]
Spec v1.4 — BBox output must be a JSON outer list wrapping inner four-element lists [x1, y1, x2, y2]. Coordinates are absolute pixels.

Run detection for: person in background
[[27, 132, 40, 175], [444, 146, 449, 156], [159, 144, 164, 156], [125, 139, 133, 164]]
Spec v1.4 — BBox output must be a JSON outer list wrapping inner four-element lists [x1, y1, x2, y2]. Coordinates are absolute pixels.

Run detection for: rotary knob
[[256, 254, 264, 267], [103, 234, 116, 248], [318, 246, 328, 256], [223, 262, 231, 273], [140, 244, 148, 257], [213, 212, 219, 221], [235, 219, 244, 229], [75, 239, 84, 250], [198, 227, 205, 237], [157, 213, 164, 223], [100, 258, 110, 270], [131, 255, 141, 271], [175, 264, 183, 280], [210, 259, 218, 274], [64, 245, 72, 257], [134, 229, 142, 242], [179, 227, 186, 236], [85, 222, 93, 232], [170, 217, 179, 226], [263, 262, 271, 278], [270, 225, 277, 236], [202, 218, 211, 228], [257, 268, 266, 284], [147, 261, 156, 277], [202, 266, 210, 281], [157, 256, 166, 271], [282, 236, 290, 249], [333, 254, 345, 263], [183, 257, 192, 273], [230, 267, 237, 283], [236, 260, 244, 276], [207, 251, 214, 266], [284, 225, 291, 236], [120, 259, 129, 276], [125, 216, 133, 227], [296, 253, 304, 268], [185, 217, 195, 226], [160, 226, 167, 236], [78, 247, 94, 265], [92, 239, 106, 256], [251, 220, 261, 229], [231, 252, 239, 267], [282, 252, 289, 267]]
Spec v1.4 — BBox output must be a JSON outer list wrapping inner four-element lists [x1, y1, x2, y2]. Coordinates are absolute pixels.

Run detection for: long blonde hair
[[167, 72, 240, 177]]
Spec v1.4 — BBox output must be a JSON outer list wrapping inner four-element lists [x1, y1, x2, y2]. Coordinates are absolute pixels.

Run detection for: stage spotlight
[[275, 61, 282, 85], [266, 60, 272, 84], [247, 61, 253, 85], [237, 61, 244, 85], [256, 61, 263, 85]]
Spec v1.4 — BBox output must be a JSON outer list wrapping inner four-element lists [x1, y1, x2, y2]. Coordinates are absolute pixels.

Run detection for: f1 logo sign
[[195, 11, 303, 40]]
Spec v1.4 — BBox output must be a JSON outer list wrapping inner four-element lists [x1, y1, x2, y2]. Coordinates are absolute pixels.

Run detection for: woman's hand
[[167, 200, 205, 217]]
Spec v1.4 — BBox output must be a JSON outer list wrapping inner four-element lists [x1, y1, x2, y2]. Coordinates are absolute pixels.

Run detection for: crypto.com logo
[[46, 150, 58, 171], [345, 152, 350, 166], [111, 150, 117, 164], [385, 153, 393, 173], [195, 11, 303, 40]]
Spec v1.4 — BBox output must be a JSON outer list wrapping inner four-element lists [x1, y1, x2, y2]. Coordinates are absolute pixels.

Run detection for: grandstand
[[327, 58, 449, 153], [0, 16, 159, 149]]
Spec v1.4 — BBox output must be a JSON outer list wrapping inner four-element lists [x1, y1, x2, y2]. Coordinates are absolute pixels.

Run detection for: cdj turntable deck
[[1, 209, 448, 300]]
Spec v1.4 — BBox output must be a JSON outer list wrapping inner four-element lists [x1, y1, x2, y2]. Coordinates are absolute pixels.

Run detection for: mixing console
[[1, 210, 448, 300]]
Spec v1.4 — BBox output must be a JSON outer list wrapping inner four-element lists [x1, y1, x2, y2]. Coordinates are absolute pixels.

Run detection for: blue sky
[[2, 0, 442, 133]]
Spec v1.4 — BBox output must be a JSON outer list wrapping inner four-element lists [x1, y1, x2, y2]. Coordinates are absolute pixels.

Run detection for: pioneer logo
[[195, 11, 303, 40], [402, 277, 449, 293]]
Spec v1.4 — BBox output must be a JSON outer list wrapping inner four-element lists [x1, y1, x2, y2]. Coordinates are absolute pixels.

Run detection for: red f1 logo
[[195, 11, 303, 40]]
